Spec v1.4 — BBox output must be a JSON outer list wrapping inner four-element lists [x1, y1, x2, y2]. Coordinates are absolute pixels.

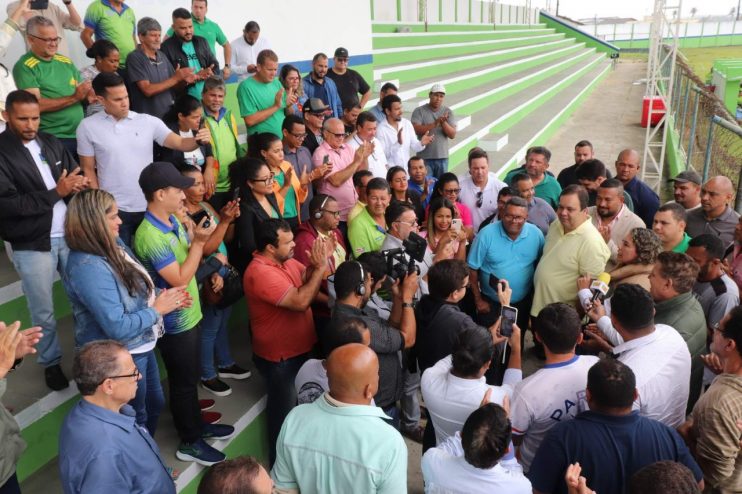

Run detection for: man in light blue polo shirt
[[467, 197, 544, 329], [272, 343, 407, 493]]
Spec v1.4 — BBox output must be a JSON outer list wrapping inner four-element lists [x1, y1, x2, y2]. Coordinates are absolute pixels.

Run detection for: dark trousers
[[118, 210, 145, 249], [253, 352, 309, 466], [381, 403, 401, 430], [57, 137, 78, 162], [0, 473, 20, 494], [422, 410, 437, 453], [158, 325, 203, 444]]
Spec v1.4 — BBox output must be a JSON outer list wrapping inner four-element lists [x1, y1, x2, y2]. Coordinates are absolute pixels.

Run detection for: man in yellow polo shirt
[[531, 185, 610, 317]]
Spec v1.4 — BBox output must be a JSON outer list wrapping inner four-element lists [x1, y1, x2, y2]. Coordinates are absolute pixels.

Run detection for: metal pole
[[686, 88, 701, 170], [735, 170, 742, 214], [702, 116, 716, 182], [678, 77, 691, 149]]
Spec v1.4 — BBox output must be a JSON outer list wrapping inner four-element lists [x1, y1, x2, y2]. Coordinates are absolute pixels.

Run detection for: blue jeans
[[130, 350, 165, 437], [117, 210, 145, 249], [11, 237, 69, 367], [424, 158, 449, 179], [382, 403, 401, 430], [200, 304, 235, 380], [253, 352, 309, 466]]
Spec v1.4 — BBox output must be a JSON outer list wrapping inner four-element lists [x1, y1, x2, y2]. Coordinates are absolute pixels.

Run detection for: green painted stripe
[[373, 33, 565, 65], [454, 51, 597, 116], [179, 413, 269, 494], [370, 22, 546, 33], [16, 395, 78, 482], [0, 280, 71, 329], [379, 39, 575, 84], [372, 29, 554, 49]]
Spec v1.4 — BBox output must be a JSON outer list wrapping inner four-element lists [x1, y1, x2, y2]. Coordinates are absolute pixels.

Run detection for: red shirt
[[243, 253, 316, 361]]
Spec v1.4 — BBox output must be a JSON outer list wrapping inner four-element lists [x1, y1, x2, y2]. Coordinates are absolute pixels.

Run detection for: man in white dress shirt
[[458, 147, 506, 232], [229, 20, 270, 82], [376, 94, 432, 169], [348, 111, 387, 179]]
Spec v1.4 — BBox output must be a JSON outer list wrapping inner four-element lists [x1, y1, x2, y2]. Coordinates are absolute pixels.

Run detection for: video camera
[[380, 231, 427, 282]]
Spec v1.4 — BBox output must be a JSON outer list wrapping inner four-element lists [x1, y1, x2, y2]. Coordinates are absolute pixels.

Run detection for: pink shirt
[[312, 141, 358, 221], [456, 202, 473, 227]]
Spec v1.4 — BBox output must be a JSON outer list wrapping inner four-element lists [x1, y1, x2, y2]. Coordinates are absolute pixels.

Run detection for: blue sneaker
[[176, 438, 225, 466], [202, 423, 235, 441]]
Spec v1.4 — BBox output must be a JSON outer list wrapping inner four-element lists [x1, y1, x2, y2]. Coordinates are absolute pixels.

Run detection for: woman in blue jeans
[[63, 189, 189, 435]]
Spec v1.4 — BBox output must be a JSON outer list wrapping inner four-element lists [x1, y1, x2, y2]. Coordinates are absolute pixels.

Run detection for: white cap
[[430, 83, 446, 94]]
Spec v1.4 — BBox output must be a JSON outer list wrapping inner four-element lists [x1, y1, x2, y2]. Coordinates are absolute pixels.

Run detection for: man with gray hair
[[126, 17, 196, 119], [59, 340, 176, 494], [12, 15, 91, 155], [6, 0, 83, 57]]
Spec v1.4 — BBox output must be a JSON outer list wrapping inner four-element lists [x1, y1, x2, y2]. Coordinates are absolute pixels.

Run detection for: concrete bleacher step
[[372, 28, 555, 49], [373, 37, 572, 84], [372, 32, 561, 65], [370, 22, 547, 33]]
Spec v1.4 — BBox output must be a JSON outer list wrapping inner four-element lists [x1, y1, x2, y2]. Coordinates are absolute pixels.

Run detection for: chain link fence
[[663, 46, 742, 194]]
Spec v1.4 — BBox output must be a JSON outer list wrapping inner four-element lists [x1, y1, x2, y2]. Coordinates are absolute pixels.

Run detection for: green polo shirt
[[671, 232, 691, 253], [83, 0, 136, 66], [134, 212, 202, 334], [505, 165, 562, 209], [237, 76, 285, 137], [348, 207, 386, 258], [13, 53, 83, 138], [166, 16, 227, 56]]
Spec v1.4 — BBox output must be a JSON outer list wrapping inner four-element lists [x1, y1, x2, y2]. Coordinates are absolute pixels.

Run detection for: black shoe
[[201, 377, 232, 397], [217, 364, 252, 380], [45, 364, 69, 391]]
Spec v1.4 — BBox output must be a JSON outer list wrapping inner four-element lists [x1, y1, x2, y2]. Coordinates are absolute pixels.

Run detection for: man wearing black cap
[[134, 161, 234, 466], [326, 47, 371, 110], [669, 170, 702, 211], [302, 97, 330, 155]]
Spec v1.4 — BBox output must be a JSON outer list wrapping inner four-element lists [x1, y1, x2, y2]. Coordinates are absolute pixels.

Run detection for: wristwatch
[[63, 0, 72, 4], [402, 301, 415, 309], [223, 64, 230, 68]]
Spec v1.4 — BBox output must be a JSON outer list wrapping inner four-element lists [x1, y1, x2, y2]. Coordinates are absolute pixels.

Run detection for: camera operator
[[381, 202, 453, 297], [329, 259, 418, 431]]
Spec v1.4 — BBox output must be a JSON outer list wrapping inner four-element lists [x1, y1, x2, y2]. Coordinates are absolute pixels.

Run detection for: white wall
[[0, 0, 374, 71], [591, 19, 742, 41]]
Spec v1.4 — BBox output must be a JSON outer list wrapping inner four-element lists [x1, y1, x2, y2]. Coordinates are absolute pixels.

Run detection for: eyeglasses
[[322, 209, 341, 218], [98, 367, 141, 386], [476, 191, 483, 208], [29, 34, 62, 45], [290, 132, 307, 139], [503, 214, 527, 222], [336, 58, 349, 63], [443, 188, 461, 195], [326, 131, 347, 139], [251, 173, 275, 185], [395, 219, 418, 227]]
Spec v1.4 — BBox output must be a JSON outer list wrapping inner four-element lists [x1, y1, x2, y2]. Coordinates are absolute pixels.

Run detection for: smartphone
[[322, 155, 330, 165], [189, 209, 211, 228], [232, 187, 240, 202], [451, 218, 463, 233], [198, 116, 205, 129], [30, 0, 49, 9], [500, 305, 518, 337], [488, 274, 503, 291]]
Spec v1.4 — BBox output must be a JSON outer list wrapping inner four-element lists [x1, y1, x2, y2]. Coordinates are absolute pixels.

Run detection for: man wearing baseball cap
[[134, 161, 235, 466], [302, 97, 331, 155], [669, 170, 702, 211], [327, 47, 371, 110], [411, 83, 457, 178]]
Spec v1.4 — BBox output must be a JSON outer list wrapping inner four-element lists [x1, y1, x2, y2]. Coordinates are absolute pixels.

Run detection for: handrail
[[539, 10, 621, 54]]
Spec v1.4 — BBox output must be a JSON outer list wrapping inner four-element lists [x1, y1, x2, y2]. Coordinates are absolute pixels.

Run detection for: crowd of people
[[0, 0, 740, 493]]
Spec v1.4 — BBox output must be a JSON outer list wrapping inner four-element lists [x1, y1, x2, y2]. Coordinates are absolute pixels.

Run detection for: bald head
[[323, 118, 346, 149], [327, 343, 379, 405], [701, 176, 734, 217], [615, 148, 641, 183]]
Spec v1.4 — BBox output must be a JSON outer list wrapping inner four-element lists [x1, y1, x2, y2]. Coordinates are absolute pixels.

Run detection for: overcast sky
[[539, 0, 740, 20]]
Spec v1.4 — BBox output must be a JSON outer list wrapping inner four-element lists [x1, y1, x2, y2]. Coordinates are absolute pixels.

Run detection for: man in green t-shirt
[[165, 0, 231, 80], [13, 16, 90, 153], [81, 0, 136, 68], [654, 202, 691, 253], [134, 161, 234, 465], [202, 76, 244, 209], [238, 48, 293, 138]]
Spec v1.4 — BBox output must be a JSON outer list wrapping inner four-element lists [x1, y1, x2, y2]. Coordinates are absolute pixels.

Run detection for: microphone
[[589, 272, 611, 303]]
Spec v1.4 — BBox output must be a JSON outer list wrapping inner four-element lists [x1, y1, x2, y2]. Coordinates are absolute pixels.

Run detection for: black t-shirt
[[326, 68, 370, 108]]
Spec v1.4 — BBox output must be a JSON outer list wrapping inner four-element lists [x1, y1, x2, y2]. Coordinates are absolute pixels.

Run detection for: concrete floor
[[405, 59, 650, 493]]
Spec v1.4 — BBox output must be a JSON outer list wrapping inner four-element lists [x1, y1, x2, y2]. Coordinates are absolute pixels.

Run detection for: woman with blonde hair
[[610, 227, 663, 291], [64, 189, 188, 435]]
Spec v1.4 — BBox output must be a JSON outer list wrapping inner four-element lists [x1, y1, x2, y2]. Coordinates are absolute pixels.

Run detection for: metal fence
[[590, 19, 742, 49], [663, 48, 742, 199], [371, 0, 540, 25]]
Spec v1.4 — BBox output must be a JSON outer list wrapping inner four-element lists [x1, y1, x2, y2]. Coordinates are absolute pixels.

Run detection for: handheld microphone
[[589, 272, 611, 303]]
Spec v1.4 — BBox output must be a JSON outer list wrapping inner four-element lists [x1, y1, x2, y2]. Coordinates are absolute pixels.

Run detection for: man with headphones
[[294, 193, 348, 340], [330, 259, 419, 430]]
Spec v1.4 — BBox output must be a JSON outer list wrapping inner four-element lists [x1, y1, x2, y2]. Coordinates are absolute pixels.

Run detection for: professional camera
[[381, 231, 427, 282]]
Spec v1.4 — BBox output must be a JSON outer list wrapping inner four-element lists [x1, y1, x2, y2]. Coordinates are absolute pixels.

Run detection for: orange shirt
[[243, 253, 316, 361]]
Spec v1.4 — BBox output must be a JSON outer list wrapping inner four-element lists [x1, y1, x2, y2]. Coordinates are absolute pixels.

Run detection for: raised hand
[[274, 87, 285, 108]]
